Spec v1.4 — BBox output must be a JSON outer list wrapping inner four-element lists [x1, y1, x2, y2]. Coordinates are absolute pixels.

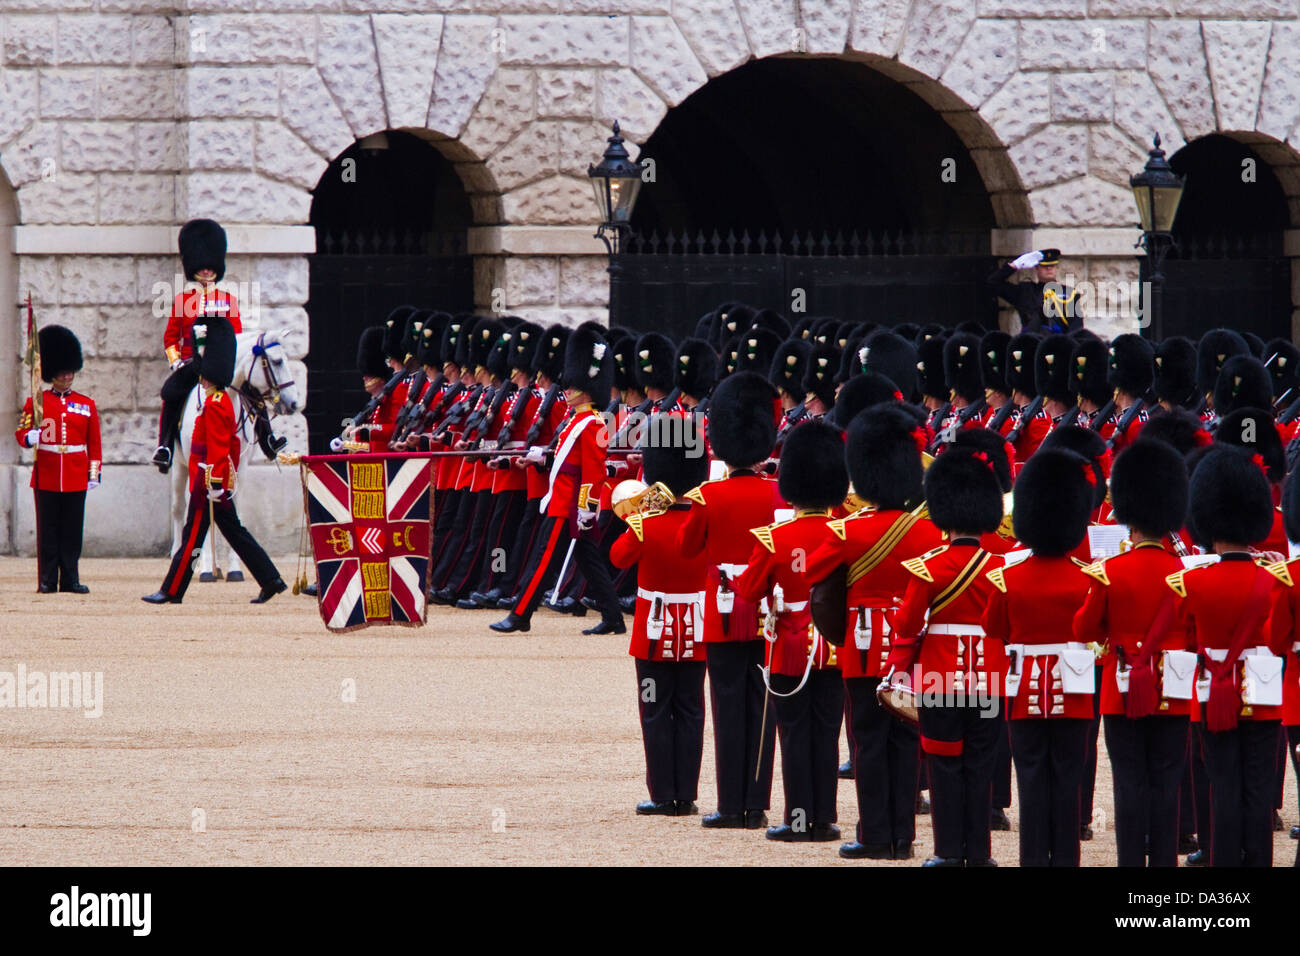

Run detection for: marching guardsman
[[1153, 336, 1199, 412], [1004, 332, 1049, 463], [143, 317, 286, 606], [1068, 336, 1111, 430], [1169, 446, 1291, 866], [608, 414, 711, 817], [1034, 333, 1076, 431], [1098, 334, 1154, 452], [1214, 407, 1289, 556], [674, 337, 717, 419], [770, 338, 812, 450], [978, 329, 1014, 432], [806, 404, 943, 860], [980, 448, 1097, 867], [491, 325, 622, 635], [802, 343, 839, 419], [887, 444, 1007, 867], [17, 325, 100, 594], [1072, 438, 1192, 867], [933, 331, 985, 448], [986, 248, 1085, 334], [348, 327, 401, 453], [677, 371, 782, 829], [635, 333, 679, 412], [1269, 469, 1300, 862], [859, 330, 919, 404], [1195, 328, 1249, 429], [917, 334, 950, 435], [734, 420, 848, 843]]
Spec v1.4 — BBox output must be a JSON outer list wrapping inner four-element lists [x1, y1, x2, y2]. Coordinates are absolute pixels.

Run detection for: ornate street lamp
[[588, 122, 645, 325], [1130, 133, 1186, 338]]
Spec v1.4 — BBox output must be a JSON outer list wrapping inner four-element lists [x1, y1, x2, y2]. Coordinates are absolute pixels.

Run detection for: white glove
[[576, 509, 597, 532], [24, 428, 40, 447], [170, 359, 185, 372], [525, 445, 546, 465], [1010, 250, 1044, 270], [207, 486, 226, 502], [87, 480, 100, 490]]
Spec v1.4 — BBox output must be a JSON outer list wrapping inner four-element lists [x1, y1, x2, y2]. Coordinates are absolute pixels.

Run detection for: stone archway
[[0, 168, 17, 552]]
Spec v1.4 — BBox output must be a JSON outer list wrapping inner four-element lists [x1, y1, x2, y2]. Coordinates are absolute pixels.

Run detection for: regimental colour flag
[[303, 453, 432, 631]]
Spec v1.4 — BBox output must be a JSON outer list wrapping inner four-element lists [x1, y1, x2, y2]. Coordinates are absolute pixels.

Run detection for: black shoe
[[38, 584, 56, 594], [636, 800, 677, 816], [468, 589, 502, 608], [582, 620, 626, 635], [675, 801, 698, 816], [580, 596, 599, 612], [497, 594, 517, 609], [966, 857, 998, 868], [429, 587, 458, 606], [455, 598, 485, 610], [250, 579, 287, 604], [839, 841, 893, 860], [766, 824, 810, 843], [892, 841, 913, 860], [199, 571, 215, 583], [1290, 825, 1299, 840], [1080, 824, 1093, 841], [142, 591, 180, 605], [544, 597, 587, 616], [990, 808, 1011, 831], [743, 810, 768, 829], [701, 811, 745, 829], [59, 583, 89, 595], [1178, 833, 1199, 854], [1185, 848, 1209, 867], [1274, 810, 1285, 832], [922, 856, 964, 867], [915, 794, 930, 815], [619, 594, 636, 614], [303, 582, 318, 597], [226, 570, 244, 583], [152, 446, 171, 472], [489, 614, 529, 633], [811, 823, 841, 842], [838, 760, 853, 780]]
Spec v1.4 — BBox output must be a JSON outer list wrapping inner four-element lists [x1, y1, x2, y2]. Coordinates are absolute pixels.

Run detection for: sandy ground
[[0, 556, 1295, 867]]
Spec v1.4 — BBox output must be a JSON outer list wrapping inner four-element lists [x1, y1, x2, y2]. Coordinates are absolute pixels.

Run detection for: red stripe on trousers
[[514, 519, 564, 613]]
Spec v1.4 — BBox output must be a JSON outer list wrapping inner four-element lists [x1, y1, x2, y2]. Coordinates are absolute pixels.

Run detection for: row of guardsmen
[[343, 302, 1300, 866]]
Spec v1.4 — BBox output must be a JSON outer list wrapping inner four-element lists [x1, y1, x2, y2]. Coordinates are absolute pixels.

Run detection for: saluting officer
[[987, 248, 1085, 334]]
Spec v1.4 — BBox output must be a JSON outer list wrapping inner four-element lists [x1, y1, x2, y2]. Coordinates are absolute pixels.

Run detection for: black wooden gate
[[612, 230, 997, 339]]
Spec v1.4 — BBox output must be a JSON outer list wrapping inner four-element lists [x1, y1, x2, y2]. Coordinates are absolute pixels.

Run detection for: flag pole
[[24, 293, 43, 592]]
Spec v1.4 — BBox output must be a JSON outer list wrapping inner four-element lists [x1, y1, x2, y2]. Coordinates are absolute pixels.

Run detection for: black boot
[[250, 579, 287, 604], [489, 614, 530, 633], [152, 445, 171, 473], [582, 619, 626, 635], [142, 591, 181, 605]]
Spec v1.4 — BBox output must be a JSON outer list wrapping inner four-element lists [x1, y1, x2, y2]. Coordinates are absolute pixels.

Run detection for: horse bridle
[[250, 332, 295, 412]]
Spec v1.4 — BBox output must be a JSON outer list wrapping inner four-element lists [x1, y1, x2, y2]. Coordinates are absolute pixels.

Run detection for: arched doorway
[[306, 130, 474, 454], [618, 56, 1012, 337], [1153, 134, 1292, 341]]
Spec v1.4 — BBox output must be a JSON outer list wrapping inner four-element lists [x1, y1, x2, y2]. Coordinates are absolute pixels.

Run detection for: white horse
[[169, 330, 302, 580]]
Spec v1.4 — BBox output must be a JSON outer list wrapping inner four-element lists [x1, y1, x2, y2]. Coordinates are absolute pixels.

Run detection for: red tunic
[[17, 389, 102, 492], [362, 388, 401, 454], [1009, 405, 1051, 463], [805, 508, 944, 678], [188, 388, 240, 491], [164, 289, 241, 363], [490, 386, 538, 494], [980, 554, 1095, 720], [542, 404, 607, 519], [610, 505, 708, 662], [525, 394, 569, 500], [1267, 556, 1300, 726]]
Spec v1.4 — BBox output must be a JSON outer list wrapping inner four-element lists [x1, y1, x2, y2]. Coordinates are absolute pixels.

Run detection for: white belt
[[1201, 647, 1276, 661], [1018, 642, 1084, 656], [782, 600, 808, 613], [38, 443, 86, 454], [717, 563, 748, 578], [637, 588, 704, 605], [927, 624, 985, 637]]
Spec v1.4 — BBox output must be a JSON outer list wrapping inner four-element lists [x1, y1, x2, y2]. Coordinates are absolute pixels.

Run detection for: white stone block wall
[[2, 1, 1300, 555]]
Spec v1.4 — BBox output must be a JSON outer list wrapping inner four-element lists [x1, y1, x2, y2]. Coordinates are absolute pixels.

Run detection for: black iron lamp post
[[588, 121, 645, 324], [1130, 133, 1186, 338]]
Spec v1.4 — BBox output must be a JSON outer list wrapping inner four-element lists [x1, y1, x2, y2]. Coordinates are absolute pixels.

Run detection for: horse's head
[[248, 331, 302, 416]]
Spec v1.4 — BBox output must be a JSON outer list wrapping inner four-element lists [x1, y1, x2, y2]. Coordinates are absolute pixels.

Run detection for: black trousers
[[1080, 665, 1102, 824], [772, 669, 843, 827], [1201, 719, 1280, 867], [441, 489, 495, 597], [1009, 718, 1090, 867], [497, 498, 542, 598], [469, 489, 526, 596], [34, 489, 86, 591], [430, 488, 477, 591], [1102, 714, 1190, 867], [844, 676, 920, 846], [429, 487, 464, 576], [511, 515, 622, 625], [918, 702, 1003, 862], [1189, 723, 1212, 845], [158, 362, 199, 448], [705, 640, 776, 814], [993, 723, 1013, 810], [635, 658, 707, 803], [162, 486, 279, 600]]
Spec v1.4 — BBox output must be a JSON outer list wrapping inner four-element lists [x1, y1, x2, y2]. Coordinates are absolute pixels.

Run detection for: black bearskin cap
[[845, 404, 924, 512], [1242, 332, 1266, 359], [1153, 336, 1198, 408], [720, 334, 741, 378], [925, 446, 1004, 535], [356, 326, 389, 380], [778, 419, 849, 510], [750, 308, 791, 338], [837, 328, 869, 384], [1110, 438, 1188, 537], [1188, 446, 1274, 547], [484, 327, 512, 380], [561, 324, 613, 400], [1214, 355, 1273, 417], [533, 324, 569, 381], [1139, 407, 1209, 457], [803, 342, 840, 407], [466, 316, 503, 374], [1039, 425, 1108, 508], [675, 338, 718, 399], [1035, 334, 1074, 403], [1005, 333, 1041, 396], [402, 309, 428, 362], [1069, 336, 1111, 407], [507, 321, 543, 376], [1196, 328, 1248, 394], [894, 322, 920, 343], [1107, 333, 1154, 397], [37, 325, 83, 381], [944, 332, 984, 404], [716, 304, 756, 344], [640, 414, 709, 498], [178, 218, 226, 282], [201, 316, 237, 389], [1213, 406, 1284, 483], [734, 327, 781, 377], [860, 330, 919, 400], [950, 427, 1013, 493], [383, 305, 417, 362], [1265, 338, 1300, 397], [707, 371, 777, 467], [826, 372, 904, 429], [634, 333, 676, 393], [980, 330, 1012, 396], [1012, 449, 1093, 556], [417, 312, 450, 367], [610, 333, 638, 391], [441, 315, 469, 368], [770, 338, 811, 397]]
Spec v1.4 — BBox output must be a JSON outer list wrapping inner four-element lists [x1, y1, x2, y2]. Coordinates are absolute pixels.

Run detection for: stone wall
[[3, 1, 1300, 555]]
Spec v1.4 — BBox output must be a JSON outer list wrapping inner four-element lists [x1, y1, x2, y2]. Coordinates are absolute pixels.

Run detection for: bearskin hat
[[533, 324, 569, 382], [1214, 406, 1284, 483], [944, 332, 984, 404], [894, 322, 921, 343], [980, 330, 1012, 396], [750, 308, 791, 338], [860, 330, 919, 399], [791, 317, 817, 341], [1110, 438, 1189, 537], [484, 327, 514, 380], [675, 338, 719, 399], [836, 328, 869, 384], [845, 404, 925, 512], [401, 309, 428, 363], [1265, 338, 1300, 398], [1139, 407, 1210, 457], [1242, 332, 1266, 359], [809, 318, 838, 348], [416, 312, 449, 366], [1214, 355, 1273, 417], [1012, 448, 1094, 556], [708, 371, 777, 467], [915, 334, 948, 401], [1039, 425, 1108, 508], [770, 338, 811, 398], [1196, 328, 1248, 395], [1284, 469, 1300, 544], [826, 372, 904, 429], [466, 316, 503, 374], [383, 305, 417, 362], [200, 316, 237, 390], [914, 323, 944, 347], [717, 304, 756, 343], [925, 446, 1004, 535], [734, 327, 781, 377], [37, 325, 83, 382], [440, 315, 468, 368], [1035, 334, 1074, 403], [1152, 336, 1197, 408], [504, 320, 542, 376], [720, 334, 741, 378], [610, 332, 639, 391], [1069, 336, 1111, 408], [693, 309, 717, 342], [803, 342, 840, 407], [634, 333, 676, 393], [778, 419, 849, 510], [641, 413, 709, 498], [1107, 333, 1154, 397], [178, 218, 227, 282], [560, 324, 613, 400], [356, 326, 389, 381], [1188, 446, 1274, 547], [950, 427, 1013, 493], [1005, 333, 1041, 396]]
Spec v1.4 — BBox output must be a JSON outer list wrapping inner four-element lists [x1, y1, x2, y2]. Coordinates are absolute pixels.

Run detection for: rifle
[[610, 397, 653, 448], [388, 368, 428, 442], [456, 384, 496, 443], [928, 397, 988, 452], [1087, 398, 1116, 432], [468, 382, 517, 449], [391, 371, 445, 446], [1004, 395, 1044, 446], [1103, 399, 1146, 451], [340, 368, 404, 433], [1056, 404, 1082, 430], [524, 384, 562, 448], [1278, 395, 1300, 426], [985, 399, 1016, 435], [432, 383, 484, 445]]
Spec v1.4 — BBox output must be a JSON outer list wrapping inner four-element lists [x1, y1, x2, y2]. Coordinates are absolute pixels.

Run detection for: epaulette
[[827, 516, 849, 541], [902, 555, 934, 583], [624, 513, 646, 542], [1165, 570, 1186, 598], [986, 567, 1007, 593], [1262, 560, 1293, 586], [1080, 561, 1110, 586], [684, 485, 706, 506], [750, 524, 776, 553]]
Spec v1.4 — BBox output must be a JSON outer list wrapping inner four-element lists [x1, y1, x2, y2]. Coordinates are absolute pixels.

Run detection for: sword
[[549, 539, 577, 606]]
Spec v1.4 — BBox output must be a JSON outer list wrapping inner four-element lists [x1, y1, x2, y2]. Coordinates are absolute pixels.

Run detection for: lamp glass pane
[[1131, 184, 1154, 233], [608, 176, 642, 223], [1152, 185, 1183, 233], [590, 177, 612, 223]]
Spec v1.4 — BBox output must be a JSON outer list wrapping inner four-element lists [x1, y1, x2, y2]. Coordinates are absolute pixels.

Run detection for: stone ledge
[[13, 225, 317, 256], [991, 227, 1143, 257], [469, 224, 607, 256]]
